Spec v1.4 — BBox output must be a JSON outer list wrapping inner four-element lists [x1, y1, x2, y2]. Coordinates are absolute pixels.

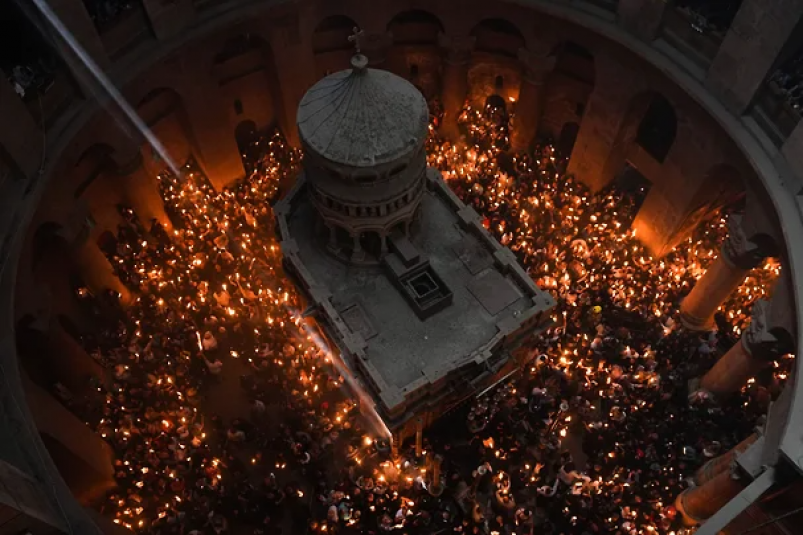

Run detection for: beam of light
[[286, 305, 393, 440], [29, 0, 182, 177]]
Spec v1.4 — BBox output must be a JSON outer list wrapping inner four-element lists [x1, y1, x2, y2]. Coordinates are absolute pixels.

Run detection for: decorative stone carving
[[722, 213, 764, 269], [518, 47, 557, 85], [438, 33, 476, 65], [742, 300, 782, 362]]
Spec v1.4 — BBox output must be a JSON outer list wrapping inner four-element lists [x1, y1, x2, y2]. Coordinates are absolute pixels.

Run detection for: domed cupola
[[296, 45, 429, 264]]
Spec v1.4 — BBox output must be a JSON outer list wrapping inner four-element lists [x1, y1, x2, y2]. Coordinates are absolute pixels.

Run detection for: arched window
[[636, 96, 677, 163]]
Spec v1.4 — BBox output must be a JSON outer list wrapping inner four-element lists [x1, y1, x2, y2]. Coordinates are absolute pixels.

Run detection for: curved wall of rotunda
[[0, 0, 801, 533]]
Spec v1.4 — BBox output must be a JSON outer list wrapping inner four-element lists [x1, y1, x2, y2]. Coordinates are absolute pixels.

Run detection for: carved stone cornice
[[722, 213, 765, 270], [438, 33, 476, 66], [518, 47, 556, 85], [742, 300, 783, 362]]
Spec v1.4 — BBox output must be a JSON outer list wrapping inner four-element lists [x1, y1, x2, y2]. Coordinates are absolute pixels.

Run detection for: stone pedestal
[[680, 214, 765, 330], [438, 33, 475, 141], [675, 463, 745, 526], [694, 433, 758, 486], [510, 48, 555, 153], [699, 300, 781, 396]]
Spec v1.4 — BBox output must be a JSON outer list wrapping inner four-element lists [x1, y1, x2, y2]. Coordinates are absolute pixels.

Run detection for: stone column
[[566, 55, 640, 192], [415, 417, 424, 458], [680, 214, 767, 330], [694, 433, 758, 486], [430, 454, 443, 492], [0, 75, 43, 179], [675, 461, 746, 526], [141, 0, 196, 41], [380, 234, 389, 256], [267, 11, 317, 148], [706, 0, 803, 115], [438, 33, 476, 141], [72, 239, 130, 305], [29, 314, 105, 396], [327, 224, 339, 252], [699, 300, 785, 396], [351, 233, 365, 263], [119, 153, 171, 230], [510, 48, 555, 153], [178, 54, 244, 190], [617, 0, 670, 41]]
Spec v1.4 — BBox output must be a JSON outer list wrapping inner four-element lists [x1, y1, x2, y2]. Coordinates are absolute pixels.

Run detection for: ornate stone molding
[[722, 213, 764, 270], [438, 33, 476, 66], [742, 300, 783, 362], [518, 47, 557, 85]]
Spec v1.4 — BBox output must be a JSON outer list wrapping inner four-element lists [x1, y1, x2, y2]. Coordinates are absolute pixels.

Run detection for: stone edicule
[[296, 55, 430, 262], [275, 169, 555, 432]]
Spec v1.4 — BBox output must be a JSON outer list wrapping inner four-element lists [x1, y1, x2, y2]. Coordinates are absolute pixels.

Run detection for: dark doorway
[[615, 163, 652, 216], [485, 93, 507, 111], [635, 95, 677, 163]]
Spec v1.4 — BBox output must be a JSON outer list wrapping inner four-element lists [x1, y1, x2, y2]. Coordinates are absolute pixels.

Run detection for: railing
[[661, 6, 724, 68], [752, 82, 802, 148]]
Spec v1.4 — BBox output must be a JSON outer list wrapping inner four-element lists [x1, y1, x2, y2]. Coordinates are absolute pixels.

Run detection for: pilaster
[[510, 47, 556, 152], [178, 53, 245, 190], [267, 9, 317, 148], [438, 33, 476, 141]]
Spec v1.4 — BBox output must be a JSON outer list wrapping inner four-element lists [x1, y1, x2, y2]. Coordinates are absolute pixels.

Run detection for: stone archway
[[386, 10, 445, 99], [467, 19, 527, 107]]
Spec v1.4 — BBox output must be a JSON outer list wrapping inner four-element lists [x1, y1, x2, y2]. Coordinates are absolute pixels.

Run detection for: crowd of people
[[64, 101, 790, 535], [673, 0, 744, 35], [768, 55, 803, 113], [82, 0, 138, 31]]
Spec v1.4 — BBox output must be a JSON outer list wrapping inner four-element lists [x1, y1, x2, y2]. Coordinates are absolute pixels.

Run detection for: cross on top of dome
[[348, 27, 365, 54]]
